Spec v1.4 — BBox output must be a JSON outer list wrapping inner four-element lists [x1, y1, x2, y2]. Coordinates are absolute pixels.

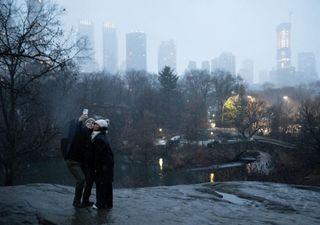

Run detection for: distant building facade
[[158, 40, 176, 72], [239, 59, 254, 83], [201, 61, 210, 72], [272, 22, 296, 86], [211, 58, 220, 73], [126, 32, 147, 71], [103, 23, 118, 74], [78, 19, 98, 73], [211, 52, 236, 75], [297, 52, 318, 81], [277, 23, 291, 70], [187, 61, 197, 71]]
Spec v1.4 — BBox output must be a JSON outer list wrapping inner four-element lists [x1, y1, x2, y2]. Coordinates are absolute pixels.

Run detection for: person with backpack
[[91, 119, 114, 209]]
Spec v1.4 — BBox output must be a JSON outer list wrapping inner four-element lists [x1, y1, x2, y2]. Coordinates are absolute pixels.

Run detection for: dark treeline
[[49, 69, 242, 147], [2, 64, 320, 186]]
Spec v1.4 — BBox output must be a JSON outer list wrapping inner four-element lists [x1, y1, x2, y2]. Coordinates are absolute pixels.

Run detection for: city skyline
[[56, 0, 320, 80]]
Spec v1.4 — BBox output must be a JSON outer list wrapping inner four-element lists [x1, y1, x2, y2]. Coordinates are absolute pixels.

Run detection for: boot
[[73, 199, 83, 208]]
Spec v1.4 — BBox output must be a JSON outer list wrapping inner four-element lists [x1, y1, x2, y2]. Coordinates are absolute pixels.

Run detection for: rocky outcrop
[[1, 182, 320, 225]]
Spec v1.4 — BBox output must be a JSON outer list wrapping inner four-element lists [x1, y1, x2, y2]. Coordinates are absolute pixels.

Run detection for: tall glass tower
[[276, 23, 291, 70], [126, 32, 147, 71], [78, 19, 98, 73], [103, 23, 118, 74]]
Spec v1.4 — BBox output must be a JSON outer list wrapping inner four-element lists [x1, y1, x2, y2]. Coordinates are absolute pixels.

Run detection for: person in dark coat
[[91, 119, 114, 209], [65, 115, 95, 208]]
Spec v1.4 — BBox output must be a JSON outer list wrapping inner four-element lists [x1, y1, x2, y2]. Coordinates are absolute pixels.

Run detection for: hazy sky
[[55, 0, 320, 79]]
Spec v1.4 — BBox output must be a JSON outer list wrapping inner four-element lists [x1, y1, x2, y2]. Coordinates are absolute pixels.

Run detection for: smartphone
[[82, 109, 89, 115]]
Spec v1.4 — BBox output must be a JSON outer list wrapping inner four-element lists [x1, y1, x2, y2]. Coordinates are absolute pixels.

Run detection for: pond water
[[13, 155, 247, 188]]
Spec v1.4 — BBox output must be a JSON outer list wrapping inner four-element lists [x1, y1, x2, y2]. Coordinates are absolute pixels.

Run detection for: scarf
[[91, 131, 100, 141]]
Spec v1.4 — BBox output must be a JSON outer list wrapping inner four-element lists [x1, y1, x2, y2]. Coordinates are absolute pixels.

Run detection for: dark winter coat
[[92, 132, 114, 182], [61, 119, 82, 159], [66, 121, 93, 168]]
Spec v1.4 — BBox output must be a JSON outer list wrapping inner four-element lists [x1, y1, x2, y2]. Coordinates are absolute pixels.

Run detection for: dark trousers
[[95, 175, 113, 209], [66, 160, 93, 203], [66, 160, 85, 201], [82, 170, 94, 203]]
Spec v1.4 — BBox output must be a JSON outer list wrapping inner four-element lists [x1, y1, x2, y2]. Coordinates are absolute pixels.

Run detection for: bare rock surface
[[0, 182, 320, 225]]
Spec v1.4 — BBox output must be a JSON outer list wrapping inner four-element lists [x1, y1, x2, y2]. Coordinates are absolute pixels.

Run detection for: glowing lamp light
[[210, 173, 215, 183], [246, 163, 251, 174], [159, 158, 163, 171]]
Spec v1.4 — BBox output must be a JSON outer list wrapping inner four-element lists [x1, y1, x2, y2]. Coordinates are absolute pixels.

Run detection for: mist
[[56, 0, 320, 79]]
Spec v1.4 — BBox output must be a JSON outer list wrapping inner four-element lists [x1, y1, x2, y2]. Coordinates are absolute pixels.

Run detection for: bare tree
[[234, 96, 269, 139], [298, 97, 320, 152], [211, 70, 237, 126], [0, 0, 82, 185], [181, 70, 212, 140]]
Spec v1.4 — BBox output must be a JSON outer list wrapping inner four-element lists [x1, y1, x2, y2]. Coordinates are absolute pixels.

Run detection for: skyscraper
[[298, 52, 316, 74], [277, 23, 291, 70], [239, 59, 254, 83], [219, 52, 236, 75], [211, 58, 220, 73], [158, 40, 176, 72], [126, 32, 147, 71], [201, 61, 210, 72], [298, 52, 318, 81], [103, 23, 118, 74], [187, 61, 197, 71], [78, 19, 98, 73], [211, 53, 236, 75], [272, 22, 296, 86]]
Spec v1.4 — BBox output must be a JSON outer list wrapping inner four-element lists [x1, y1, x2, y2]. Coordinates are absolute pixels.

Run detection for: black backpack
[[60, 119, 80, 159]]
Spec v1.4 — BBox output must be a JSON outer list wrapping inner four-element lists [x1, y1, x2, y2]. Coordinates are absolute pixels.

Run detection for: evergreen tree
[[158, 66, 179, 96], [157, 66, 180, 131]]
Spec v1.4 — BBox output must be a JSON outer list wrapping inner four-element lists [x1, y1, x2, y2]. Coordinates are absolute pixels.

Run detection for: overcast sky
[[55, 0, 320, 79]]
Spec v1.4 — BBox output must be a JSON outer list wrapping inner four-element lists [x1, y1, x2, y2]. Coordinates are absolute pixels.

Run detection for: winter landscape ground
[[1, 181, 320, 225]]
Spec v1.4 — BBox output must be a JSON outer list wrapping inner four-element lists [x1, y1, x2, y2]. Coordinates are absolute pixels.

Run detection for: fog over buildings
[[102, 23, 118, 74], [158, 40, 176, 72], [126, 32, 147, 71], [56, 0, 320, 83], [77, 19, 99, 73]]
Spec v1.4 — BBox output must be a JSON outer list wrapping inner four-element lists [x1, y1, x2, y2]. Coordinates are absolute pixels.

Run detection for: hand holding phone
[[79, 109, 89, 122], [83, 109, 89, 115]]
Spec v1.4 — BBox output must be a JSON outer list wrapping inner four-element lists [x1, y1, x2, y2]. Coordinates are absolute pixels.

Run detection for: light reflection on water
[[14, 155, 247, 187], [15, 158, 208, 188]]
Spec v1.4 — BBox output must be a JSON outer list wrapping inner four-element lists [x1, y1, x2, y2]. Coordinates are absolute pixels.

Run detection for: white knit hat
[[94, 119, 109, 128]]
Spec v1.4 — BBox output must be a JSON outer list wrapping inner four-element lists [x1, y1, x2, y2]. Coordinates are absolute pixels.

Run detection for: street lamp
[[283, 96, 289, 101], [159, 158, 163, 171], [210, 173, 215, 183]]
